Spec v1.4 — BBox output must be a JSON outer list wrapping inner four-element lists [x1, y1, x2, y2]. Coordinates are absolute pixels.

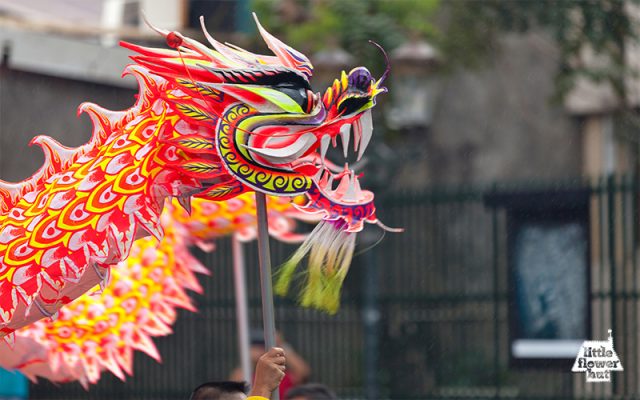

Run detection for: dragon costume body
[[0, 194, 314, 385], [0, 14, 394, 345]]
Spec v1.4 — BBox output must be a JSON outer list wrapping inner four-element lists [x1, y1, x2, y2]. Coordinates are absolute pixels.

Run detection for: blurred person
[[284, 383, 337, 400], [0, 369, 27, 400], [230, 331, 311, 398], [191, 347, 286, 400], [190, 381, 246, 400]]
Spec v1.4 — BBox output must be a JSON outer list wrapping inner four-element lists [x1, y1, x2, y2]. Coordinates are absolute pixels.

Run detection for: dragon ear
[[252, 13, 313, 79]]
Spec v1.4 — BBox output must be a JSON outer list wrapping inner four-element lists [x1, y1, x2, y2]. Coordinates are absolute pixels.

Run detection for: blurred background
[[0, 0, 639, 399]]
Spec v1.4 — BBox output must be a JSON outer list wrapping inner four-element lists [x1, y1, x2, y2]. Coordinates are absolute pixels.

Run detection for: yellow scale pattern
[[0, 68, 188, 341], [1, 194, 313, 385]]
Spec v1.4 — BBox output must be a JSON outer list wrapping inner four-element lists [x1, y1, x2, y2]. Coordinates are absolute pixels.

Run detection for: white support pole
[[254, 191, 280, 400], [232, 235, 252, 385]]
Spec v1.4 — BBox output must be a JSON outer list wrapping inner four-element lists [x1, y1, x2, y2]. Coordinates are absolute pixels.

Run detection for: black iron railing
[[27, 176, 640, 399]]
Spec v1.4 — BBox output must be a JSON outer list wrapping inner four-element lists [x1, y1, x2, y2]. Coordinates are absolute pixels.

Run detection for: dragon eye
[[276, 83, 313, 113]]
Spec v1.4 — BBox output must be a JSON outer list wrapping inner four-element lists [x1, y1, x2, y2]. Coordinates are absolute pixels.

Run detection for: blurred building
[[390, 29, 639, 189]]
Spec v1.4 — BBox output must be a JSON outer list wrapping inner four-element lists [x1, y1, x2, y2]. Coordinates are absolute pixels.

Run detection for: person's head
[[284, 383, 337, 400], [189, 381, 247, 400]]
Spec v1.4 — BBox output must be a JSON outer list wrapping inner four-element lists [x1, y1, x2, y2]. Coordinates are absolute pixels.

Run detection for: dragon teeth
[[320, 135, 331, 166], [334, 173, 351, 197], [340, 124, 351, 158], [328, 114, 371, 163], [343, 173, 358, 202], [357, 110, 372, 162], [353, 119, 362, 155]]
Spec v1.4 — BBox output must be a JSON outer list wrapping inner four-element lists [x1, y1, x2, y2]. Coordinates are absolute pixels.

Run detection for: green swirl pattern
[[216, 104, 312, 195]]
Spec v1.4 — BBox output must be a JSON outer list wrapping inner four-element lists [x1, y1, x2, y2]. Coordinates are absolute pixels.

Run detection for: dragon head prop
[[122, 15, 399, 312], [122, 15, 388, 226]]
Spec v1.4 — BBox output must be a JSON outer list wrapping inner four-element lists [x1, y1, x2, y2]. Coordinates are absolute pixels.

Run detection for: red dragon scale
[[0, 194, 316, 386]]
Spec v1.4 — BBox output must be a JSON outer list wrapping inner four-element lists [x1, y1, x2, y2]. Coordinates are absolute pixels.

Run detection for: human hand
[[249, 347, 286, 398]]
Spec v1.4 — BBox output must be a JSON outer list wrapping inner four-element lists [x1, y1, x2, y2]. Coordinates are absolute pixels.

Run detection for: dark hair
[[250, 329, 266, 346], [284, 383, 337, 400], [189, 381, 247, 400]]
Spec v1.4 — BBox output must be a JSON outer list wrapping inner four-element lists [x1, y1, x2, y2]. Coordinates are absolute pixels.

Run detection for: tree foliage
[[443, 0, 638, 101], [252, 0, 639, 102], [252, 0, 439, 74]]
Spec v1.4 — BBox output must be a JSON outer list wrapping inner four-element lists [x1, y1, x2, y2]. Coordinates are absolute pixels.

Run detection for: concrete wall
[[0, 23, 138, 182], [391, 32, 584, 189], [0, 68, 135, 182]]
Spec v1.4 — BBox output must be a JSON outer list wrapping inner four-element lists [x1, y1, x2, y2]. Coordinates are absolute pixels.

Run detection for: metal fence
[[28, 176, 640, 399]]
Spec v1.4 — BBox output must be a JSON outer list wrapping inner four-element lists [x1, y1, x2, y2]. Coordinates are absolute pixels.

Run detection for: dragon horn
[[140, 10, 171, 36], [252, 12, 313, 78], [369, 41, 390, 86], [199, 16, 249, 67]]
